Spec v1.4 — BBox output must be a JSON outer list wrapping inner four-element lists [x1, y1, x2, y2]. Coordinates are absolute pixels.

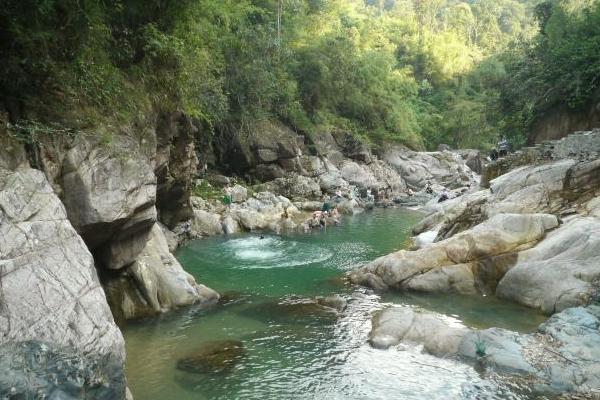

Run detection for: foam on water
[[222, 235, 333, 269]]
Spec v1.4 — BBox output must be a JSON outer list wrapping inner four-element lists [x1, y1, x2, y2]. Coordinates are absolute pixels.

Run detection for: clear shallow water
[[124, 208, 548, 400]]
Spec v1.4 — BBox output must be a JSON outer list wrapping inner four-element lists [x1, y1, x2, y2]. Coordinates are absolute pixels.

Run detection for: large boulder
[[369, 307, 468, 354], [61, 135, 157, 269], [269, 174, 322, 200], [383, 146, 476, 190], [215, 120, 302, 172], [331, 129, 372, 163], [349, 213, 558, 292], [191, 209, 224, 237], [105, 224, 219, 321], [497, 217, 600, 315], [0, 156, 125, 387], [340, 161, 379, 190]]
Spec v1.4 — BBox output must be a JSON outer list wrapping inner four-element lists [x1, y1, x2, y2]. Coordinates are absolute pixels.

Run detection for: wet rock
[[176, 340, 245, 374], [240, 299, 339, 323], [369, 307, 468, 354], [106, 224, 219, 319], [0, 341, 126, 400], [316, 294, 348, 312], [218, 291, 247, 306]]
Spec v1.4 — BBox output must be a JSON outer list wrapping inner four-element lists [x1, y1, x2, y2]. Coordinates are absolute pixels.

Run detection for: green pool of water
[[124, 208, 547, 400]]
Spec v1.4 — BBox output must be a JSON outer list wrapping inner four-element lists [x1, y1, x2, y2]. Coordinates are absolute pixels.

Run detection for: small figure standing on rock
[[223, 184, 233, 209], [366, 189, 375, 203], [321, 195, 331, 213]]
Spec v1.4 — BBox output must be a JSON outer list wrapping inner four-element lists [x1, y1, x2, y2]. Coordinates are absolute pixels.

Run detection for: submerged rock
[[239, 298, 340, 323], [0, 341, 126, 400], [176, 340, 245, 374]]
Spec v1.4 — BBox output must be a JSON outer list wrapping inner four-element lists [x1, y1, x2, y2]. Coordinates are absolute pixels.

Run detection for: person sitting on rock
[[425, 181, 434, 194], [366, 189, 375, 203], [498, 136, 510, 157], [319, 212, 327, 229]]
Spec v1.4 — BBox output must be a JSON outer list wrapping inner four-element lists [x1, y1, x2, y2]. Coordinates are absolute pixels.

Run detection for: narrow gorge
[[1, 0, 599, 399]]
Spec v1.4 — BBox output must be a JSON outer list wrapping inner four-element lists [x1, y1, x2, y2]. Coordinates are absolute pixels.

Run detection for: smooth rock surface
[[349, 213, 558, 291], [497, 217, 600, 314], [0, 164, 125, 370]]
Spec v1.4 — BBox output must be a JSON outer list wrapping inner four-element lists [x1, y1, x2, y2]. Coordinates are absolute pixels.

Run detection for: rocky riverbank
[[0, 112, 478, 399], [349, 129, 600, 398]]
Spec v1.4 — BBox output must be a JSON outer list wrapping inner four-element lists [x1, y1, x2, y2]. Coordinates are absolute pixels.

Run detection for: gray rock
[[222, 215, 241, 235], [350, 213, 558, 291], [61, 135, 157, 269], [458, 328, 536, 374], [0, 164, 125, 367], [155, 112, 198, 228], [340, 161, 378, 189], [497, 217, 600, 314], [369, 307, 468, 354], [230, 184, 248, 203], [383, 146, 477, 190], [191, 209, 224, 237]]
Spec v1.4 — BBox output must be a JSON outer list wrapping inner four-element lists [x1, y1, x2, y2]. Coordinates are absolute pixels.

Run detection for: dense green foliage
[[1, 0, 598, 150]]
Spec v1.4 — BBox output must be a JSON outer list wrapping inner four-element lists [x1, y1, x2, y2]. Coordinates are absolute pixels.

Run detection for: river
[[124, 208, 547, 399]]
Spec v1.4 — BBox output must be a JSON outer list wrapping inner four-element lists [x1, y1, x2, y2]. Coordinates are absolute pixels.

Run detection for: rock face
[[155, 112, 199, 228], [215, 120, 302, 172], [383, 146, 477, 190], [482, 129, 600, 186], [0, 139, 126, 396], [349, 213, 558, 292], [61, 135, 157, 270], [497, 217, 600, 314], [0, 341, 126, 400], [104, 224, 219, 322]]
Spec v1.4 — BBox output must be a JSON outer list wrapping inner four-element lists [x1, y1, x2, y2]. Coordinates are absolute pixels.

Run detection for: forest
[[1, 0, 599, 150]]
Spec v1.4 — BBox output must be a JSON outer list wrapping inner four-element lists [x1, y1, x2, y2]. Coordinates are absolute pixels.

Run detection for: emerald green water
[[124, 208, 547, 400]]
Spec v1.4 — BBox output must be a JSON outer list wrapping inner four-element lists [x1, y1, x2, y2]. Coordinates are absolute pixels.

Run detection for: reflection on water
[[124, 208, 547, 400]]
